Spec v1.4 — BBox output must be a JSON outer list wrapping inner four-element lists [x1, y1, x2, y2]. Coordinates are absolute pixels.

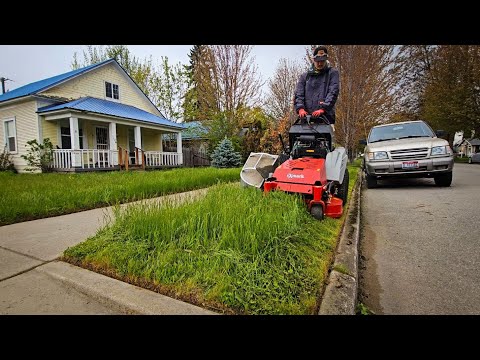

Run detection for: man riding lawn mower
[[241, 114, 349, 220]]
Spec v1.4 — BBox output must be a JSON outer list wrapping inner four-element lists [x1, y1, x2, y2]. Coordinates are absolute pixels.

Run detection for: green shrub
[[21, 138, 54, 172], [0, 146, 15, 172], [211, 138, 242, 168]]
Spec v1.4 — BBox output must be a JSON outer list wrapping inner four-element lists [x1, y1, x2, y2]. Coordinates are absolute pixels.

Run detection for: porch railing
[[145, 151, 181, 167], [51, 149, 182, 170], [51, 149, 118, 170]]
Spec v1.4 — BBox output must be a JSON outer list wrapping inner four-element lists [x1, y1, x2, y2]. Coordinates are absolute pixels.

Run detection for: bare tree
[[193, 45, 264, 145], [395, 45, 437, 118], [265, 58, 304, 123], [209, 45, 264, 116]]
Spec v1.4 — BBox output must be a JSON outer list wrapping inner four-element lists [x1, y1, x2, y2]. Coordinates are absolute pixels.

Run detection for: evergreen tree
[[183, 45, 212, 121], [210, 138, 242, 168]]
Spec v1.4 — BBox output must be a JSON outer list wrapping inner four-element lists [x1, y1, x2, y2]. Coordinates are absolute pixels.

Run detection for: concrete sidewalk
[[0, 188, 214, 315]]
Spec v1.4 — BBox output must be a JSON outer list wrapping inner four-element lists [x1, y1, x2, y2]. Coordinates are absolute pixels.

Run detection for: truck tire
[[434, 172, 452, 187], [365, 173, 378, 189]]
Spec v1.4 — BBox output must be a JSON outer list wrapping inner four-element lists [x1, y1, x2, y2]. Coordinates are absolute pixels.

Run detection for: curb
[[319, 169, 362, 315], [38, 261, 216, 315]]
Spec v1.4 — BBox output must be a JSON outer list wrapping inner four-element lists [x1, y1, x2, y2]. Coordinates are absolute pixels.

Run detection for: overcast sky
[[0, 45, 309, 95]]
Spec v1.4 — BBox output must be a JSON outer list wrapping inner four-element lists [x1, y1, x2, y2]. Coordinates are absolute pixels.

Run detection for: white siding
[[40, 63, 159, 115], [0, 100, 39, 172]]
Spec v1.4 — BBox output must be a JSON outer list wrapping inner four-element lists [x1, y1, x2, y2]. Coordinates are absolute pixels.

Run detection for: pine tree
[[210, 138, 242, 168]]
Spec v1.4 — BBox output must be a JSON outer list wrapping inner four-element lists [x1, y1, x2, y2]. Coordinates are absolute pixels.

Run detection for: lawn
[[0, 167, 240, 226], [63, 165, 360, 315], [454, 156, 470, 163]]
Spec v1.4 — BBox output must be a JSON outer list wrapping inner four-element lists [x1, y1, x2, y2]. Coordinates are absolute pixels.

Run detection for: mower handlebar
[[298, 114, 330, 125]]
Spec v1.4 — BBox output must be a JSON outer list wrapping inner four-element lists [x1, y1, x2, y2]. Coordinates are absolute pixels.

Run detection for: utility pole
[[0, 77, 11, 94]]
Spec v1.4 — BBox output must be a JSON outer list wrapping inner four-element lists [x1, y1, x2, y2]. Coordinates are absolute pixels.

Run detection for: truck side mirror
[[435, 130, 445, 137], [359, 139, 367, 145]]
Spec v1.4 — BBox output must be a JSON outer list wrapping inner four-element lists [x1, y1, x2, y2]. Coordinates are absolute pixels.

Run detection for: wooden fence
[[182, 148, 210, 167]]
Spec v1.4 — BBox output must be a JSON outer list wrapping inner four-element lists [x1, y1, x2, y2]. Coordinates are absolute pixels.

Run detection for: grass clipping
[[63, 182, 341, 314]]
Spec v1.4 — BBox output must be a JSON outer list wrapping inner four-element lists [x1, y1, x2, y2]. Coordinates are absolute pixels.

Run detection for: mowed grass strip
[[0, 167, 240, 226], [64, 166, 359, 315]]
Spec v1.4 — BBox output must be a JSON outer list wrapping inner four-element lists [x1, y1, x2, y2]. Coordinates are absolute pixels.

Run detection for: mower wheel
[[365, 173, 378, 189], [337, 168, 349, 204], [310, 205, 324, 220]]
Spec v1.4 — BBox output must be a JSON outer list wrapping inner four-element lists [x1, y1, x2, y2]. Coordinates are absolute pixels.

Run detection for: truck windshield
[[368, 122, 435, 143]]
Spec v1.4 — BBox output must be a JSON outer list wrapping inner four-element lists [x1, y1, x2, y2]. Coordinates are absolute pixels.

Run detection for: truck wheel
[[365, 173, 378, 189], [337, 168, 349, 204], [434, 172, 452, 187], [310, 205, 324, 220]]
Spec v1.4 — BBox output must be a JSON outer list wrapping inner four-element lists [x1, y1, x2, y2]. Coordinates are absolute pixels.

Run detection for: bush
[[210, 138, 242, 168], [21, 138, 54, 172], [0, 146, 15, 172]]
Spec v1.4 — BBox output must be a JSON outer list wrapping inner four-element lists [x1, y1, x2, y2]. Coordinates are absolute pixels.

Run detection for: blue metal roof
[[182, 121, 208, 140], [0, 59, 114, 104], [37, 97, 184, 129]]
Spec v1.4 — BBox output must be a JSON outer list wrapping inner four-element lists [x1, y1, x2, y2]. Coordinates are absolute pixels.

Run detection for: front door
[[95, 127, 108, 165], [128, 127, 136, 164]]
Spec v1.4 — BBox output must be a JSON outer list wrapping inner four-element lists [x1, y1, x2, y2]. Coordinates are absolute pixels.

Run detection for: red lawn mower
[[241, 115, 349, 220]]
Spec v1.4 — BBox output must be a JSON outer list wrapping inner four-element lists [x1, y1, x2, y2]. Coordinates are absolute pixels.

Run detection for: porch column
[[159, 133, 163, 152], [69, 117, 80, 167], [134, 126, 142, 165], [176, 132, 183, 165], [109, 122, 117, 165]]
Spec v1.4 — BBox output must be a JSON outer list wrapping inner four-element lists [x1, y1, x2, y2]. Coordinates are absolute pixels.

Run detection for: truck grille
[[390, 147, 429, 161]]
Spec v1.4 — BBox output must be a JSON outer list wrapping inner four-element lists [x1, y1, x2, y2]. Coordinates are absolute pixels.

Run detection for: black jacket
[[294, 64, 340, 124]]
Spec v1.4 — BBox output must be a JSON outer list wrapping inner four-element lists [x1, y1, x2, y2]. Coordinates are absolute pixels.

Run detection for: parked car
[[360, 120, 454, 188], [469, 152, 480, 164]]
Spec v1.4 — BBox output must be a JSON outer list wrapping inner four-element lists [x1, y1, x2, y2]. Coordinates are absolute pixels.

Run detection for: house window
[[4, 118, 17, 153], [61, 127, 84, 149], [105, 81, 119, 100]]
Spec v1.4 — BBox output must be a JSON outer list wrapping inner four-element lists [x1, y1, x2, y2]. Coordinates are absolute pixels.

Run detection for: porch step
[[120, 164, 145, 171]]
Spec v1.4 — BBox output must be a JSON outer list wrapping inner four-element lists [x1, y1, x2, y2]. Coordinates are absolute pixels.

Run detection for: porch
[[37, 97, 184, 172], [50, 148, 182, 172]]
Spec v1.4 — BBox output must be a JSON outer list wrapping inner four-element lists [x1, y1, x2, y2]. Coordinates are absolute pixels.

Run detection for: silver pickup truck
[[361, 120, 454, 188]]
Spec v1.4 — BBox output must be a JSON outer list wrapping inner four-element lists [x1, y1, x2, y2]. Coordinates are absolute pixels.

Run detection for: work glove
[[298, 109, 308, 118], [312, 109, 325, 117]]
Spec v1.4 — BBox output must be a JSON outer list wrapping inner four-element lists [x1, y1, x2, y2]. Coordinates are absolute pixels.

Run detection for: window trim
[[104, 81, 120, 102], [59, 126, 85, 149], [3, 117, 18, 154]]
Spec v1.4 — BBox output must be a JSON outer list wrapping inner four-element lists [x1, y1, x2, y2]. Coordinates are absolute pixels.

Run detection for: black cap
[[313, 46, 328, 61]]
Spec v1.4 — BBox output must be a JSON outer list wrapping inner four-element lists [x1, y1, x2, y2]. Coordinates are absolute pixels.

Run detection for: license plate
[[402, 161, 419, 169]]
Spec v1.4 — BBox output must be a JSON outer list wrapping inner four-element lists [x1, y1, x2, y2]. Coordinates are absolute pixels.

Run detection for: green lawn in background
[[454, 156, 470, 163], [63, 165, 360, 315], [0, 167, 240, 226]]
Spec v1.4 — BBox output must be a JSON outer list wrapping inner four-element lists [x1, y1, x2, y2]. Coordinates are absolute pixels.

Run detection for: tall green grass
[[0, 167, 240, 226], [64, 167, 359, 314]]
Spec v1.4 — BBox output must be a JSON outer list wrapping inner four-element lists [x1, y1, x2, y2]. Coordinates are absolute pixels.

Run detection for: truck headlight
[[367, 151, 388, 161], [431, 146, 447, 156]]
